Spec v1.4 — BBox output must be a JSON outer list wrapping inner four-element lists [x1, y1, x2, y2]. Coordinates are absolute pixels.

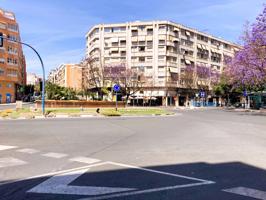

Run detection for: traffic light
[[0, 32, 3, 47]]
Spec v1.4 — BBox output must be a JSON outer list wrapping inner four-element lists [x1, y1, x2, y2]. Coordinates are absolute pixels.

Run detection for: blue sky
[[0, 0, 265, 76]]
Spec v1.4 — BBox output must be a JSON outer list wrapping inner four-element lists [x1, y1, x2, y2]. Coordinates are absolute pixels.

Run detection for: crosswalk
[[0, 144, 101, 169]]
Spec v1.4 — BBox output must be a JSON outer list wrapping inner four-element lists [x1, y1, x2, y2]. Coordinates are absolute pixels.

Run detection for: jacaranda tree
[[226, 5, 266, 91]]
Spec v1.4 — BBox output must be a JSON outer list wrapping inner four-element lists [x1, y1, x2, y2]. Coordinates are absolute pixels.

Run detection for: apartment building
[[86, 21, 240, 106], [0, 8, 26, 104], [26, 73, 41, 86], [48, 63, 82, 90]]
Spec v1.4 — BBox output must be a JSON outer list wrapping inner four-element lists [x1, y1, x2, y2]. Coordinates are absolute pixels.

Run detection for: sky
[[0, 0, 265, 77]]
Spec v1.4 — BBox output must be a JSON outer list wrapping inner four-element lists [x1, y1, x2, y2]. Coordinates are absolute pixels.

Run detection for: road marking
[[16, 148, 40, 154], [26, 161, 214, 199], [0, 145, 17, 151], [69, 156, 100, 164], [79, 181, 213, 200], [42, 152, 68, 159], [223, 187, 266, 200], [0, 157, 27, 168], [28, 167, 136, 196]]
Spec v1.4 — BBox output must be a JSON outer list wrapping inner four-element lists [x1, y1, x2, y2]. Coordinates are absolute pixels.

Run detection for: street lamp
[[0, 35, 46, 115]]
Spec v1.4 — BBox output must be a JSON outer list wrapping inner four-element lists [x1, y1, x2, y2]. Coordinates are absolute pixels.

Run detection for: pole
[[0, 36, 45, 115], [116, 91, 118, 111]]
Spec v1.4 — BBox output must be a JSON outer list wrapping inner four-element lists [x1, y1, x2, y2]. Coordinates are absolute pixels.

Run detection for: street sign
[[113, 84, 120, 92], [243, 90, 247, 97], [200, 91, 205, 98]]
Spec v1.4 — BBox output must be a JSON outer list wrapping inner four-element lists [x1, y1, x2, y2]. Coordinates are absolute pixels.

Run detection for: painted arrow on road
[[28, 168, 136, 196], [223, 187, 266, 200]]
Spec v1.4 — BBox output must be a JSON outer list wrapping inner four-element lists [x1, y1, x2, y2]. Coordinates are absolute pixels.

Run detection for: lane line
[[42, 152, 68, 159], [223, 187, 266, 200], [0, 145, 17, 151], [16, 148, 40, 154], [69, 156, 101, 164], [107, 161, 214, 183]]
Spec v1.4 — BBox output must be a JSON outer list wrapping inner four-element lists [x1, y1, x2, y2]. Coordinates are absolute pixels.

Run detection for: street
[[0, 109, 266, 200]]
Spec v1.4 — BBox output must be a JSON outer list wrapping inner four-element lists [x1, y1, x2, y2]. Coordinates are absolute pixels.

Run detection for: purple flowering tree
[[226, 5, 266, 91]]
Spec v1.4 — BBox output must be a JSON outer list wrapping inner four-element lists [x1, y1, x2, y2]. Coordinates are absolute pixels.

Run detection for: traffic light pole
[[0, 35, 46, 115]]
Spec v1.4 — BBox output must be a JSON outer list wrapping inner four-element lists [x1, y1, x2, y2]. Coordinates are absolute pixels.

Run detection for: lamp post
[[0, 35, 46, 115]]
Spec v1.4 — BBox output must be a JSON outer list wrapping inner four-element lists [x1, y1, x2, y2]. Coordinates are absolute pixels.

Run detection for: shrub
[[101, 110, 121, 117], [0, 112, 9, 118]]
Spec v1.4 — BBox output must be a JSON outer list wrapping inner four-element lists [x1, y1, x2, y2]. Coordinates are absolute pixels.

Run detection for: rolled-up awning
[[185, 59, 191, 65]]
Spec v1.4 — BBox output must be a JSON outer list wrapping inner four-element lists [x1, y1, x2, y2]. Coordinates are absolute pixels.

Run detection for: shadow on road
[[1, 161, 266, 200]]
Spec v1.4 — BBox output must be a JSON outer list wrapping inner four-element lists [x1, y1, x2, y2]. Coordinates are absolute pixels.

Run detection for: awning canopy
[[185, 59, 191, 65], [111, 38, 119, 42]]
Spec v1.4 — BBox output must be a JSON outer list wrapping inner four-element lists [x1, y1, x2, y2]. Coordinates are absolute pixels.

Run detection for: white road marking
[[28, 167, 136, 196], [223, 187, 266, 200], [0, 157, 27, 168], [26, 161, 214, 199], [0, 145, 17, 151], [78, 182, 213, 200], [69, 156, 100, 164], [42, 152, 68, 159], [16, 148, 40, 154]]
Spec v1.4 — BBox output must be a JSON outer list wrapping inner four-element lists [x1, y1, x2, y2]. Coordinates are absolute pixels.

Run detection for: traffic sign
[[113, 84, 120, 92]]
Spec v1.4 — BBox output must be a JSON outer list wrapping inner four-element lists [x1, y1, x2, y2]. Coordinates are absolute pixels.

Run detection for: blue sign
[[243, 90, 247, 97], [113, 84, 120, 92], [200, 91, 205, 98]]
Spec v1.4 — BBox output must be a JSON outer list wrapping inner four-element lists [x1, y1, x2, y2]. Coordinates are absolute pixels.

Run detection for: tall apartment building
[[0, 8, 26, 104], [48, 63, 82, 90], [86, 21, 240, 106], [26, 73, 41, 86]]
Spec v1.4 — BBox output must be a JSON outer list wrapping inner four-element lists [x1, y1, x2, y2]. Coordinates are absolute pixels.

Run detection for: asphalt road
[[0, 109, 266, 200], [0, 102, 33, 110]]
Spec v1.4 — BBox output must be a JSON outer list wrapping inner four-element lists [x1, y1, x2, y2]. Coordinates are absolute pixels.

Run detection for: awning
[[119, 37, 126, 41], [197, 44, 202, 49], [185, 59, 191, 65], [119, 48, 126, 51], [173, 38, 179, 42], [174, 27, 179, 32], [110, 47, 119, 51], [111, 38, 119, 42], [131, 26, 138, 30], [185, 31, 191, 36], [202, 45, 207, 50]]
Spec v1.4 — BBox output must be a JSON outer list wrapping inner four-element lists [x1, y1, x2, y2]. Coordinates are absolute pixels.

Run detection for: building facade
[[0, 8, 26, 104], [48, 63, 82, 90], [86, 21, 241, 106], [26, 72, 41, 86]]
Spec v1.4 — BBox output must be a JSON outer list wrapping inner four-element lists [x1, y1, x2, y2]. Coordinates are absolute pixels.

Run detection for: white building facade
[[86, 21, 240, 106]]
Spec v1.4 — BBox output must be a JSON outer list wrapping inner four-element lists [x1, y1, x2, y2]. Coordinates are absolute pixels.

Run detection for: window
[[0, 58, 5, 64], [139, 57, 145, 62], [6, 83, 12, 88], [158, 55, 165, 60], [139, 46, 145, 52], [0, 68, 4, 75], [131, 30, 138, 36], [0, 22, 6, 29], [197, 34, 208, 42], [139, 25, 145, 31], [159, 25, 166, 30], [159, 40, 165, 45], [120, 40, 126, 46], [7, 23, 18, 32], [147, 28, 153, 35]]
